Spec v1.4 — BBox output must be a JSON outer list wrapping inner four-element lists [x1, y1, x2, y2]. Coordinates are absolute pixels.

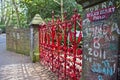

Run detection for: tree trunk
[[1, 0, 4, 24], [61, 0, 64, 22], [12, 0, 20, 27]]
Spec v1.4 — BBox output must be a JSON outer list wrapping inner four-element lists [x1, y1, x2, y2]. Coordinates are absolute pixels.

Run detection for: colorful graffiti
[[85, 1, 114, 13], [82, 0, 119, 80], [91, 60, 115, 79], [87, 6, 115, 21]]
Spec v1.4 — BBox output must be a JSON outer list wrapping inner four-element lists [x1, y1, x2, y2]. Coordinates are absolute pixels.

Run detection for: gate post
[[30, 26, 34, 62], [80, 0, 120, 80], [29, 14, 44, 62]]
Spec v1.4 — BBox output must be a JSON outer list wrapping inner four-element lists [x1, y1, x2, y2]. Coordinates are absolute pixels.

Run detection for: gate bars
[[38, 10, 82, 80]]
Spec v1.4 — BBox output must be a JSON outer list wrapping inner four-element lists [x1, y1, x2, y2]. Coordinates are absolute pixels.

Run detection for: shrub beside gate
[[38, 10, 82, 80]]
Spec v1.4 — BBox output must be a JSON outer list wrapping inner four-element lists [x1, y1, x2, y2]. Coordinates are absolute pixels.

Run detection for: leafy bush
[[0, 25, 6, 33]]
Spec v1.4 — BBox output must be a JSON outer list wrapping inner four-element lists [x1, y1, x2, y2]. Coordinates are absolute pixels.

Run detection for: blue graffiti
[[91, 60, 115, 76], [98, 75, 103, 80]]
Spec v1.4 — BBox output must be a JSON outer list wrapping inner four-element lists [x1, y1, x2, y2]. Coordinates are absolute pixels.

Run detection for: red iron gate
[[38, 10, 82, 80]]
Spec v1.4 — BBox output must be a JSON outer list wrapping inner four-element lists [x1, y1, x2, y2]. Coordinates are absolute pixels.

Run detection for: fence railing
[[38, 10, 82, 80]]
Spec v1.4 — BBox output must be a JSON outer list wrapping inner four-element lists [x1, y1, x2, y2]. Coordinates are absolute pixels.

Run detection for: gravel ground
[[0, 34, 58, 80]]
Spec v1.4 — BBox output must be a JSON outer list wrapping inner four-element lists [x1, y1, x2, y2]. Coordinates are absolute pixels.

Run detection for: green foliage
[[116, 0, 120, 8], [0, 24, 6, 33], [20, 0, 60, 23], [20, 0, 82, 23], [63, 0, 82, 18], [0, 0, 82, 28]]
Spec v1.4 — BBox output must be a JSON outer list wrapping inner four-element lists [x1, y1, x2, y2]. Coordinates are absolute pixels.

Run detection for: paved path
[[0, 34, 57, 80]]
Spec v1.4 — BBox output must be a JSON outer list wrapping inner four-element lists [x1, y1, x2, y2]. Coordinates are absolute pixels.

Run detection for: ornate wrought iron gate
[[38, 10, 82, 80]]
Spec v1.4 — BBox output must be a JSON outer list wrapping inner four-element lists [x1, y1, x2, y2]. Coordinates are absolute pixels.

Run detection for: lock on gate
[[38, 10, 82, 80]]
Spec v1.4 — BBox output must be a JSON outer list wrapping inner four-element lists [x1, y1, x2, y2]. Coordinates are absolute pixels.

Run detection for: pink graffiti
[[87, 6, 115, 21]]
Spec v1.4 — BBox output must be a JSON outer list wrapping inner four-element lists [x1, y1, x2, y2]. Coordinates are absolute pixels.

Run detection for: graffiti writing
[[91, 60, 115, 76], [83, 0, 119, 80], [98, 75, 103, 80], [87, 6, 115, 21], [88, 48, 106, 59], [83, 22, 120, 38], [85, 1, 114, 13]]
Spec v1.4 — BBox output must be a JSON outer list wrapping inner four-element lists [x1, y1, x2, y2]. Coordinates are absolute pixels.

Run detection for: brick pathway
[[0, 34, 58, 80]]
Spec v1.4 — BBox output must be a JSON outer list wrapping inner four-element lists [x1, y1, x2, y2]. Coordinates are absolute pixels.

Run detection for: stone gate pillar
[[78, 0, 120, 80], [29, 14, 45, 62]]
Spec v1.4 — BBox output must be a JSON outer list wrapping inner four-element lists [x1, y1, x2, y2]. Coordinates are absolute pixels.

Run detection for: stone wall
[[6, 28, 30, 55]]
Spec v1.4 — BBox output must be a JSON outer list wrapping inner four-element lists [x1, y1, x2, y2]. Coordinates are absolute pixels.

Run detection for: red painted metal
[[38, 10, 82, 80]]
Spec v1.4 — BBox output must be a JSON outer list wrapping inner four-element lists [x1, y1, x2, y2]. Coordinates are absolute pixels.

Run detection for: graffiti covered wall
[[82, 0, 120, 80]]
